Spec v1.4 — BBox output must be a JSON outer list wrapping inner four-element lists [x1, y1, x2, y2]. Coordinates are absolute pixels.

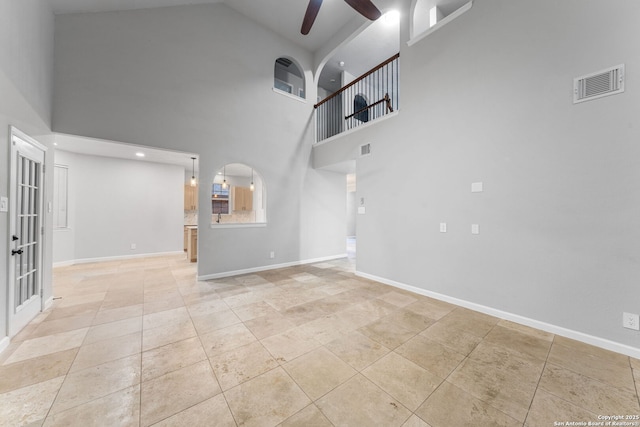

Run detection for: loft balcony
[[315, 53, 399, 143]]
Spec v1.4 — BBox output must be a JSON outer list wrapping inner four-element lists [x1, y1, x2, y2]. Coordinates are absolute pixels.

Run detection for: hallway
[[0, 254, 638, 426]]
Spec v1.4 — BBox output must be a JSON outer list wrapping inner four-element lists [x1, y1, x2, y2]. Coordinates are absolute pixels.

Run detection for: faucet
[[216, 213, 221, 223]]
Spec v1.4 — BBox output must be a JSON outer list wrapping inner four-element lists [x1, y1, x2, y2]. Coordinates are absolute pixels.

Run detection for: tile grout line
[[276, 343, 346, 426], [189, 281, 241, 427], [632, 358, 640, 413], [41, 260, 129, 424], [412, 317, 482, 427], [141, 263, 218, 427], [14, 254, 637, 426], [416, 319, 531, 427], [543, 352, 637, 404], [630, 357, 640, 409], [521, 331, 556, 427], [139, 262, 148, 427], [40, 266, 100, 425]]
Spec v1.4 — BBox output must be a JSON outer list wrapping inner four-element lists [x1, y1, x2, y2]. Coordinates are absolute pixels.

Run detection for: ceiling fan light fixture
[[301, 0, 381, 35], [382, 10, 400, 25], [343, 0, 381, 20]]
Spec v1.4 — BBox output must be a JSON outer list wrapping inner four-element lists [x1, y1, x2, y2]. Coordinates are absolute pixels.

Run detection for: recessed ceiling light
[[135, 152, 145, 157]]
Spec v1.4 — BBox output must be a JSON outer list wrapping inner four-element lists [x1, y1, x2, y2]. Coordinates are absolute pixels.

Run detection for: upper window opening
[[410, 0, 473, 44], [274, 57, 305, 99]]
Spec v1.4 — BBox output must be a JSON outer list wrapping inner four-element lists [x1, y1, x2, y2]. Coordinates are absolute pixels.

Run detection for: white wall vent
[[360, 143, 371, 157], [574, 64, 624, 104]]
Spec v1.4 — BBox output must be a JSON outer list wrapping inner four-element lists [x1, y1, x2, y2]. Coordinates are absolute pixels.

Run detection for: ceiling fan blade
[[343, 0, 382, 21], [301, 0, 323, 35]]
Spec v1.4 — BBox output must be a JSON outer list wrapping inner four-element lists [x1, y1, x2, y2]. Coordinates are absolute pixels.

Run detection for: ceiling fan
[[301, 0, 382, 35]]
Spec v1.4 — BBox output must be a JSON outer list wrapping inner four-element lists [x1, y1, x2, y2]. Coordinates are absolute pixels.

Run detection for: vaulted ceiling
[[48, 0, 403, 170], [48, 0, 398, 52]]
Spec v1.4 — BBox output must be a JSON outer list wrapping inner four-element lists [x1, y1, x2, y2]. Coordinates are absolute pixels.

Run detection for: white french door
[[7, 127, 46, 337]]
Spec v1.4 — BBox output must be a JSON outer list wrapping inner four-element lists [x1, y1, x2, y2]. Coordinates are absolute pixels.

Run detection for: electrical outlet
[[439, 223, 447, 233], [623, 312, 639, 330], [130, 243, 136, 250], [269, 251, 275, 259]]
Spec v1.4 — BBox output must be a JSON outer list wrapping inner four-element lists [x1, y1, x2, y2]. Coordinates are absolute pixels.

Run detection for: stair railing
[[315, 53, 399, 143]]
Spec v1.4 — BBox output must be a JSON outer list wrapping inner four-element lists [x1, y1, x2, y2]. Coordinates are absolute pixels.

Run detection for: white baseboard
[[52, 260, 75, 267], [53, 251, 185, 268], [356, 271, 640, 359], [198, 254, 347, 281], [43, 296, 54, 310], [0, 336, 9, 354]]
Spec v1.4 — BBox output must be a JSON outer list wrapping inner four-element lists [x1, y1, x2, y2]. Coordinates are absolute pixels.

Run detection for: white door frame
[[7, 126, 47, 337]]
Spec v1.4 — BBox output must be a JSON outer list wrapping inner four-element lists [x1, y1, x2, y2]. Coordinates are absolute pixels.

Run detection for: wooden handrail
[[345, 93, 393, 120], [314, 53, 400, 109]]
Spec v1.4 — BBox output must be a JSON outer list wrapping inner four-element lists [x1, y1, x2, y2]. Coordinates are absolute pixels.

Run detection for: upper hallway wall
[[53, 3, 314, 149], [0, 0, 54, 127]]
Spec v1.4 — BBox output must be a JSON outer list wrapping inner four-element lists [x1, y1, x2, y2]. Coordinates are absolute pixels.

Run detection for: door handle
[[11, 249, 23, 256], [12, 235, 19, 241]]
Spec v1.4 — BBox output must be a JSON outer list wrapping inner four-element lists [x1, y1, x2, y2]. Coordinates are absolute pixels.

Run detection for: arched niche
[[274, 56, 306, 99], [411, 0, 432, 38], [410, 0, 473, 41], [212, 163, 266, 225]]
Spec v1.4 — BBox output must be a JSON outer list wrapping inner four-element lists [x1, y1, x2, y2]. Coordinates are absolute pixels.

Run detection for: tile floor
[[1, 254, 639, 426]]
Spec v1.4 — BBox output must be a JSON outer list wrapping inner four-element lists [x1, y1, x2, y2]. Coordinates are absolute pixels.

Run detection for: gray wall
[[53, 150, 184, 263], [52, 3, 346, 277], [347, 191, 356, 237], [0, 1, 54, 343], [315, 0, 640, 350], [0, 0, 54, 126]]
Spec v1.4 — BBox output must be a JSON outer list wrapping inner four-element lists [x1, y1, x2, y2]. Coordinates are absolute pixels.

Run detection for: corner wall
[[317, 0, 640, 353], [52, 3, 346, 277], [0, 0, 54, 345]]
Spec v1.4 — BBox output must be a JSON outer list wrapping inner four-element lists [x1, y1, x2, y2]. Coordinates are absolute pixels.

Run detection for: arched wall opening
[[274, 56, 306, 99], [212, 163, 266, 225]]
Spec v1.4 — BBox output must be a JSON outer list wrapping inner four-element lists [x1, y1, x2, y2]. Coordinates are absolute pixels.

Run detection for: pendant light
[[222, 165, 228, 189], [250, 168, 255, 191], [190, 157, 197, 187]]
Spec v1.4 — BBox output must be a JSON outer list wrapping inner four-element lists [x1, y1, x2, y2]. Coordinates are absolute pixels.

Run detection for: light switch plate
[[471, 182, 483, 193], [358, 207, 366, 215], [0, 196, 8, 212], [471, 224, 480, 234], [439, 223, 447, 233]]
